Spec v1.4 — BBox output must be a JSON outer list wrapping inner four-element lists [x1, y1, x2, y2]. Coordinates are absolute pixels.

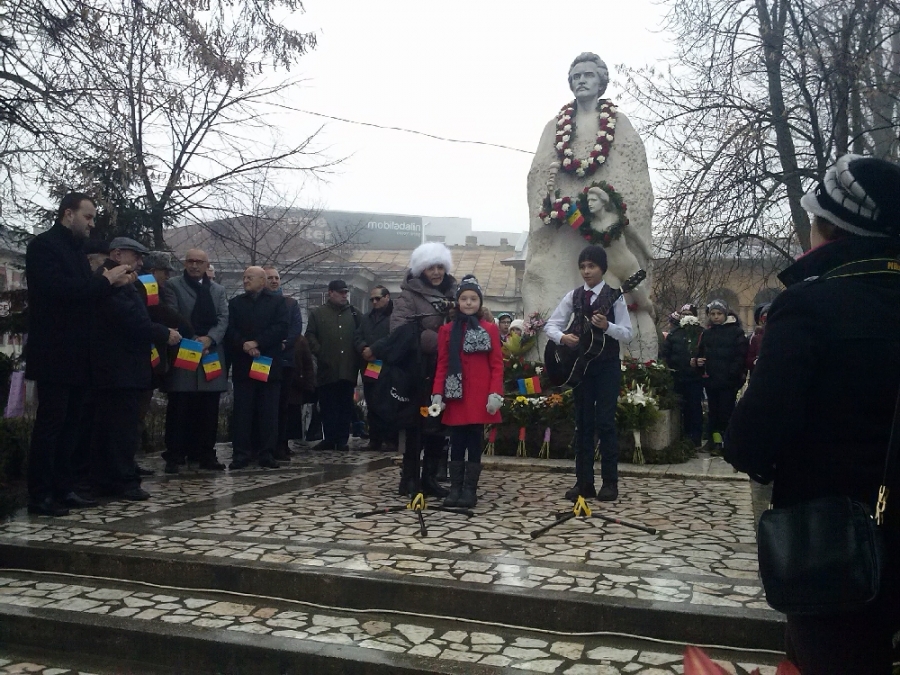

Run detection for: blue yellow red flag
[[517, 376, 542, 395], [173, 338, 203, 371], [249, 356, 273, 382], [201, 352, 223, 381], [364, 360, 383, 379], [138, 274, 159, 306], [567, 207, 585, 230], [150, 345, 160, 368]]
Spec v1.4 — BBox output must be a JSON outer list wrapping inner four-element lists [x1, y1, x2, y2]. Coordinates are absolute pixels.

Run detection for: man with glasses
[[355, 286, 397, 451], [163, 248, 229, 472], [305, 280, 360, 451]]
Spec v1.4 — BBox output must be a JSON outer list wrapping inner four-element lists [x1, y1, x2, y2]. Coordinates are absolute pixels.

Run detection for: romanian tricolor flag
[[201, 352, 223, 381], [517, 376, 542, 395], [567, 207, 585, 230], [249, 356, 273, 382], [150, 345, 161, 368], [138, 274, 159, 306], [173, 338, 203, 371], [364, 360, 383, 379]]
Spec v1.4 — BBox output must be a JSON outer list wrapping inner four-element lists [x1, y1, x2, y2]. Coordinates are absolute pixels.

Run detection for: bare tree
[[624, 0, 900, 305]]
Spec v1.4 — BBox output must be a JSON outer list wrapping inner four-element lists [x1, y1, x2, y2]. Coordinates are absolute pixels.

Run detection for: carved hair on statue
[[586, 186, 612, 213], [567, 52, 609, 96]]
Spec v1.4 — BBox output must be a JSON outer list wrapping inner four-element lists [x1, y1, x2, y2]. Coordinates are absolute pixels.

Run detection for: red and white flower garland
[[555, 99, 617, 178]]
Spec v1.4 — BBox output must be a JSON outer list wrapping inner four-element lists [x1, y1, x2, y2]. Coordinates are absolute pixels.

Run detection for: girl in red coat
[[432, 275, 503, 507]]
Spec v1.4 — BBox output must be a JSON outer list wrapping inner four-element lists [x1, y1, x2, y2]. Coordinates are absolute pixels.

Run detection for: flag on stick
[[173, 339, 203, 371]]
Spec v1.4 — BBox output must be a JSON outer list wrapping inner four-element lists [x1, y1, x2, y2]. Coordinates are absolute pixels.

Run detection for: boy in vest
[[544, 245, 633, 501]]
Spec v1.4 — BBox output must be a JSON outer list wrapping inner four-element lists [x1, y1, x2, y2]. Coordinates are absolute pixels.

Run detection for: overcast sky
[[273, 1, 675, 233]]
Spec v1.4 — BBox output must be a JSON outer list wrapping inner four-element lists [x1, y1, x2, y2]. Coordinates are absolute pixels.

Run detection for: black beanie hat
[[456, 274, 483, 304], [577, 245, 608, 273], [801, 154, 900, 239]]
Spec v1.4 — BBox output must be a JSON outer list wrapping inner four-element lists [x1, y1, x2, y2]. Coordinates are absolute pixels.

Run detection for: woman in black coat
[[726, 155, 900, 674], [693, 300, 748, 452], [660, 304, 704, 446]]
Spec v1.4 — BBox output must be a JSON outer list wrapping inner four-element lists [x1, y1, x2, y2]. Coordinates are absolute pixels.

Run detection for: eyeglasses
[[369, 296, 386, 303], [185, 259, 208, 265]]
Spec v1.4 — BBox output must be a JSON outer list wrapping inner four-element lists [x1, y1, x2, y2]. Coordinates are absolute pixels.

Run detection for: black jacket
[[226, 289, 289, 383], [660, 324, 703, 384], [354, 301, 393, 355], [91, 260, 171, 390], [24, 223, 115, 385], [726, 238, 900, 522], [696, 319, 748, 390]]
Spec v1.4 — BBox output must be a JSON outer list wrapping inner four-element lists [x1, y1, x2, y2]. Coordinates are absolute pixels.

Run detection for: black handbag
[[757, 390, 900, 615]]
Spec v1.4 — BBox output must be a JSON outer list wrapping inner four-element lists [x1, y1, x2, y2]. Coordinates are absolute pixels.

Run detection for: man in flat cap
[[305, 279, 360, 451], [90, 237, 182, 501]]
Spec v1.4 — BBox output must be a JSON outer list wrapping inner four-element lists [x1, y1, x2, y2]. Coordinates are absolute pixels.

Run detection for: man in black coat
[[726, 155, 900, 674], [24, 193, 134, 516], [355, 285, 397, 451], [226, 266, 289, 470], [91, 238, 181, 500]]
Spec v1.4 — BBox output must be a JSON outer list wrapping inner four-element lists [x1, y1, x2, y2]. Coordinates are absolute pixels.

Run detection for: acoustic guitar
[[544, 270, 647, 387]]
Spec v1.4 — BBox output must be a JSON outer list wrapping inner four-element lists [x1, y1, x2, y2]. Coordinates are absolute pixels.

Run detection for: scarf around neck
[[183, 271, 217, 337], [444, 314, 491, 400]]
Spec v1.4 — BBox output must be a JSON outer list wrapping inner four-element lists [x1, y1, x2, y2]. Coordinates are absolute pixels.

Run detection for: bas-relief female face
[[586, 190, 609, 214]]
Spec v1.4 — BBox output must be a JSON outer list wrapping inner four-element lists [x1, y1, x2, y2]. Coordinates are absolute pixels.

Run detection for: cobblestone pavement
[[0, 446, 780, 673], [0, 575, 779, 674]]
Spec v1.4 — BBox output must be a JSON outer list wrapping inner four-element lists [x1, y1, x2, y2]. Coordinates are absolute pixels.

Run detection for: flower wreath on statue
[[538, 181, 629, 248]]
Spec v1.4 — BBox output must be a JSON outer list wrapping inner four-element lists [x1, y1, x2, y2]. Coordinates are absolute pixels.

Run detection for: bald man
[[225, 266, 289, 470], [162, 248, 229, 472]]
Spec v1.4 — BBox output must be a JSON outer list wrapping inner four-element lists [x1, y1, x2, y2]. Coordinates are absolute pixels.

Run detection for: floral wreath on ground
[[538, 181, 629, 247], [554, 99, 617, 178]]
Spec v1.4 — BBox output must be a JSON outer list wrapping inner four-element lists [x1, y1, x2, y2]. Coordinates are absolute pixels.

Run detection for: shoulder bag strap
[[876, 387, 900, 525]]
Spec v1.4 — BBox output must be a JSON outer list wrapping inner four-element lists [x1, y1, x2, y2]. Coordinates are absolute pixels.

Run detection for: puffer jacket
[[696, 316, 748, 390], [660, 324, 703, 384], [389, 272, 457, 355]]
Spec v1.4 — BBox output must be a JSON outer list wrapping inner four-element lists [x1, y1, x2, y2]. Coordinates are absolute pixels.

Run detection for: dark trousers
[[164, 391, 221, 464], [450, 424, 483, 463], [232, 380, 279, 465], [574, 358, 622, 486], [674, 380, 704, 445], [276, 366, 295, 451], [27, 382, 84, 501], [705, 386, 738, 438], [402, 423, 445, 482], [91, 388, 142, 493], [317, 380, 354, 446], [362, 379, 397, 447], [72, 389, 95, 493]]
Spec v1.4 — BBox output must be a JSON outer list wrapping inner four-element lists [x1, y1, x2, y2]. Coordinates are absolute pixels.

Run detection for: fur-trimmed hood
[[408, 242, 453, 278]]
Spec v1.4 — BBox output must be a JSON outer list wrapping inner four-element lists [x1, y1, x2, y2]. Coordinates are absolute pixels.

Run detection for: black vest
[[572, 284, 620, 364]]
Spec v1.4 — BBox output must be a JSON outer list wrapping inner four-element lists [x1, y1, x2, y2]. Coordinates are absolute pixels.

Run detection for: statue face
[[569, 61, 607, 100], [586, 190, 609, 214]]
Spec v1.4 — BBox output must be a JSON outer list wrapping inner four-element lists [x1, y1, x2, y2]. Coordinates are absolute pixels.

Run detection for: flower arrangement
[[522, 311, 547, 337], [616, 383, 660, 464], [621, 357, 677, 410], [553, 99, 618, 178], [503, 355, 543, 388], [502, 333, 536, 358], [678, 315, 703, 358], [539, 181, 629, 248]]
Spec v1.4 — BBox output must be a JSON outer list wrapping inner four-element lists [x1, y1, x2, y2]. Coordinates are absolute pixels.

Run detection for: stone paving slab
[[0, 573, 782, 674], [477, 455, 746, 481]]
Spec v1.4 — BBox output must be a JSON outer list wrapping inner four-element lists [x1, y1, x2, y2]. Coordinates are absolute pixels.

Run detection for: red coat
[[433, 320, 504, 426]]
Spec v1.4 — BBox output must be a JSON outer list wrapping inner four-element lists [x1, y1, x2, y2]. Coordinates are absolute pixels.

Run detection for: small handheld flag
[[567, 207, 585, 230], [138, 274, 159, 306], [249, 356, 273, 382], [150, 345, 161, 368], [364, 360, 383, 379], [173, 338, 203, 371], [517, 376, 542, 395], [201, 352, 223, 381]]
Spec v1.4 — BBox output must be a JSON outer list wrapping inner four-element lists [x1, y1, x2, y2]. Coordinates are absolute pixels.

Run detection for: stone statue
[[523, 52, 657, 361]]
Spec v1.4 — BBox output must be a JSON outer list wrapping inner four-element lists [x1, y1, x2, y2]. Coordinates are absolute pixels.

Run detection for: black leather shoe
[[198, 460, 226, 471], [61, 492, 99, 508], [564, 482, 596, 502], [258, 457, 279, 469], [229, 461, 249, 470], [597, 483, 619, 502], [164, 462, 180, 475], [136, 466, 154, 477], [121, 488, 151, 501], [27, 498, 69, 517]]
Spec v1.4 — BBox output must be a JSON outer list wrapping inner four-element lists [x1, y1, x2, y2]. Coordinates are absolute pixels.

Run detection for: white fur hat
[[408, 242, 453, 278]]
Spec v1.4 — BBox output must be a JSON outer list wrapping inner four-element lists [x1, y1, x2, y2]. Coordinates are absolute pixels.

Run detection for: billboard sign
[[324, 211, 423, 250]]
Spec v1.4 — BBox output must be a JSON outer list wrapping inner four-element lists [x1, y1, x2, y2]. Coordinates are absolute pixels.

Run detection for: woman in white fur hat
[[389, 242, 458, 497]]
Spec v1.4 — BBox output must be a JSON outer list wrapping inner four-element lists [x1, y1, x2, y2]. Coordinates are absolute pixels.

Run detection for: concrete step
[[0, 571, 783, 675], [0, 533, 783, 652]]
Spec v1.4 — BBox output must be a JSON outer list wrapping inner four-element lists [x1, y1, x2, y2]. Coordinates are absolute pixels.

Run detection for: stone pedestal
[[643, 409, 679, 451]]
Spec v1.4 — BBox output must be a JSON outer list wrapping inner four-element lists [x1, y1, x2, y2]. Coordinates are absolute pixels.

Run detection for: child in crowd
[[432, 275, 504, 507], [544, 245, 632, 502], [692, 300, 748, 453], [661, 303, 704, 447]]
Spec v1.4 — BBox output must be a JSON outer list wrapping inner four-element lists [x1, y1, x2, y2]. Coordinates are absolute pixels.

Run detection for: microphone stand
[[353, 310, 473, 537], [530, 496, 657, 539]]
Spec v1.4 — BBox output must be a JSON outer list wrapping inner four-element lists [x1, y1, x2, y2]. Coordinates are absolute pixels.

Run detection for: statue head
[[568, 52, 609, 100], [586, 187, 612, 214]]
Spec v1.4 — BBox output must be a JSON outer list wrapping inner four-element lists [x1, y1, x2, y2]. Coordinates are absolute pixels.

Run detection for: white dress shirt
[[544, 281, 633, 345]]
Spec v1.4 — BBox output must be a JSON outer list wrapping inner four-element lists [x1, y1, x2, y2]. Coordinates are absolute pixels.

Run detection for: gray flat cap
[[109, 237, 149, 255]]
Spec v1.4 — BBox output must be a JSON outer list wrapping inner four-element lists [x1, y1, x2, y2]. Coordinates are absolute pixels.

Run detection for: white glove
[[430, 394, 445, 412], [486, 393, 503, 415]]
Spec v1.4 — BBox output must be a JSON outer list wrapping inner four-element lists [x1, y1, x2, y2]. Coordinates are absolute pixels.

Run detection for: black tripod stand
[[353, 311, 474, 537], [530, 496, 657, 539]]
